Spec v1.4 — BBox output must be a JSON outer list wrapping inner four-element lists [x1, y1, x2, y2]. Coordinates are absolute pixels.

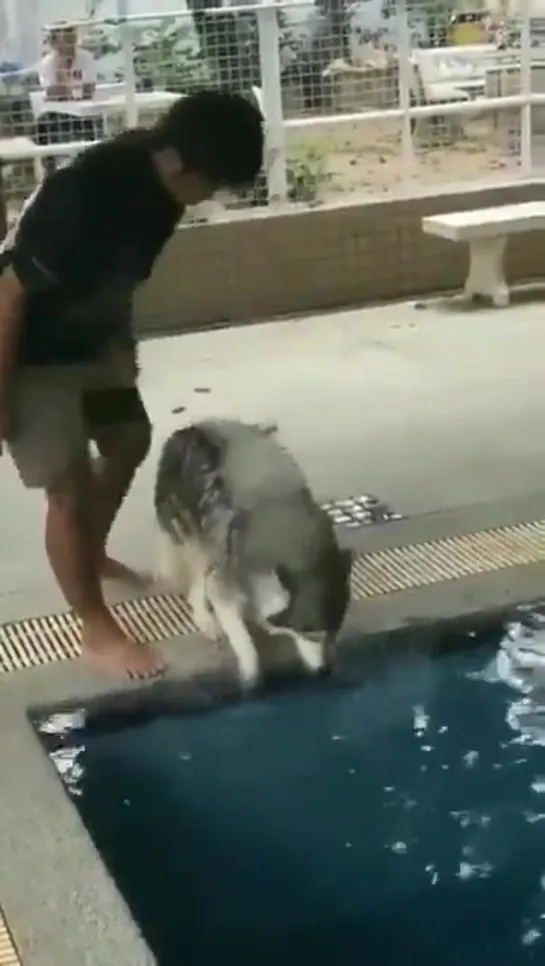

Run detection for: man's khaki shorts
[[6, 346, 149, 489]]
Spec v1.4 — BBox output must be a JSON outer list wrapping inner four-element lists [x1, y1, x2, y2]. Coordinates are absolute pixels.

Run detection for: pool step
[[0, 906, 21, 966], [2, 516, 545, 675]]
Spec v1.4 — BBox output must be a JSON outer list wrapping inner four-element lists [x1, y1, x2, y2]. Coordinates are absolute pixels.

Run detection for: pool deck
[[3, 298, 545, 965]]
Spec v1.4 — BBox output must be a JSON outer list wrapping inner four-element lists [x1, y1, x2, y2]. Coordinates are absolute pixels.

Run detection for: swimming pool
[[32, 607, 545, 966]]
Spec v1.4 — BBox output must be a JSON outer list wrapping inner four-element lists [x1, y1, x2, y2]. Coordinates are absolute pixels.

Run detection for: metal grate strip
[[2, 518, 545, 674], [0, 593, 196, 675], [0, 906, 21, 966], [351, 519, 545, 599]]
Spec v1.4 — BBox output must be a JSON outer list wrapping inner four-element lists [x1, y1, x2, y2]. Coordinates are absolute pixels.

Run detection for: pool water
[[34, 615, 545, 966]]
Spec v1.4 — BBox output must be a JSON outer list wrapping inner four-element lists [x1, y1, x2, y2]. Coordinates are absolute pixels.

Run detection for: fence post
[[116, 0, 138, 129], [397, 0, 414, 178], [520, 0, 532, 176], [256, 5, 288, 204]]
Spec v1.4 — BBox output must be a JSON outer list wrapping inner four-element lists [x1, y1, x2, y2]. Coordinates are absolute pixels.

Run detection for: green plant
[[287, 147, 330, 203], [82, 25, 121, 59], [131, 20, 214, 93], [84, 10, 314, 99]]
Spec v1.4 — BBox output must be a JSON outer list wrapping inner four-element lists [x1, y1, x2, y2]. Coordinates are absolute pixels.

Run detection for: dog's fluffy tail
[[155, 529, 192, 594]]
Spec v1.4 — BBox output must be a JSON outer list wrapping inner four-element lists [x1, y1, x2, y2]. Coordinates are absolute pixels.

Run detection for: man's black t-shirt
[[0, 131, 182, 365]]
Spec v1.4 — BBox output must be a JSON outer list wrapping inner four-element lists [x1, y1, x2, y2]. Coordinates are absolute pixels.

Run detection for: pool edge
[[3, 493, 545, 966]]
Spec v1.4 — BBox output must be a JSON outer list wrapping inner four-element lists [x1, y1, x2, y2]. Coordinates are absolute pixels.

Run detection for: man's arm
[[0, 269, 24, 380], [0, 269, 24, 448], [0, 172, 84, 412]]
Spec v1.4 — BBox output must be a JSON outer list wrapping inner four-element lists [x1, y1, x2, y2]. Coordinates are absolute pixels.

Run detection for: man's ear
[[157, 146, 184, 176]]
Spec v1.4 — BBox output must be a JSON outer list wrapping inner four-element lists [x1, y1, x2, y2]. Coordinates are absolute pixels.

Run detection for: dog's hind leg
[[155, 530, 190, 593], [187, 573, 219, 640], [205, 572, 260, 689], [184, 543, 220, 639], [156, 531, 219, 639]]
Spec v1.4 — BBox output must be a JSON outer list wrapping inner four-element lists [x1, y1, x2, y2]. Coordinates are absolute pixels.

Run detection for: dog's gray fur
[[154, 418, 352, 687]]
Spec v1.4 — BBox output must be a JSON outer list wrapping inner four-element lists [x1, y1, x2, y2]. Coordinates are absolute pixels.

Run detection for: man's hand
[[0, 268, 25, 451], [0, 403, 9, 456], [106, 338, 139, 386]]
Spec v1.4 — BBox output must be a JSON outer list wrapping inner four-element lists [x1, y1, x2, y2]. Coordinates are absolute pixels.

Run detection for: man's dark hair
[[151, 89, 264, 189]]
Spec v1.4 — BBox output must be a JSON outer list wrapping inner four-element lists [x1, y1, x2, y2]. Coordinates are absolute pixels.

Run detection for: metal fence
[[0, 0, 541, 222]]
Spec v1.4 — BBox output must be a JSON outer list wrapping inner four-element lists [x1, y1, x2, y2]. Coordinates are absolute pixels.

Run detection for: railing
[[0, 0, 543, 221]]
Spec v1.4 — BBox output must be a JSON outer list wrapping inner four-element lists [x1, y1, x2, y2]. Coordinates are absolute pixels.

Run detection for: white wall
[[40, 0, 191, 20], [0, 0, 41, 66]]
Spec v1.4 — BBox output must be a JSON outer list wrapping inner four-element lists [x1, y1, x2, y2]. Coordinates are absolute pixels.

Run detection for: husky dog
[[154, 418, 352, 688]]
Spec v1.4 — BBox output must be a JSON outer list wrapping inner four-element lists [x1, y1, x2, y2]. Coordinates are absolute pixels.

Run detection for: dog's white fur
[[156, 529, 325, 687]]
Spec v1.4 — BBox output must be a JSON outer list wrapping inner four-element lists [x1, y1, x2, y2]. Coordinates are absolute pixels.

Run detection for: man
[[0, 90, 264, 677], [39, 24, 97, 101], [37, 24, 102, 157]]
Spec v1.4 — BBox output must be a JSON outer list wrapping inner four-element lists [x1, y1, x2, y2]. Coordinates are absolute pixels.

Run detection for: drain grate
[[0, 594, 195, 674], [2, 518, 545, 675], [352, 518, 545, 599], [322, 494, 401, 528], [0, 906, 21, 966]]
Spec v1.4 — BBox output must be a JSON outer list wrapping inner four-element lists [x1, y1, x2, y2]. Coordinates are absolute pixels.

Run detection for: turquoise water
[[36, 627, 545, 965]]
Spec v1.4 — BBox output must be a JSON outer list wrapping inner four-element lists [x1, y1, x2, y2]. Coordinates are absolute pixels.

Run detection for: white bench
[[412, 51, 470, 105], [411, 46, 493, 103], [422, 202, 545, 308]]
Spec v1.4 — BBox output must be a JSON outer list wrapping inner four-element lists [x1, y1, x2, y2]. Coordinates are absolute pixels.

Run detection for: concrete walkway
[[1, 297, 545, 622]]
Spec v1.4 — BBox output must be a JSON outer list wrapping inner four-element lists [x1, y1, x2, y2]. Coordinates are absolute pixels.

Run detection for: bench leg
[[463, 236, 509, 308]]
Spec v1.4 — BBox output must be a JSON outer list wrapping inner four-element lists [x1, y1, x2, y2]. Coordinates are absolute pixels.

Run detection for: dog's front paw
[[321, 639, 337, 676], [296, 637, 328, 675], [318, 657, 335, 677], [238, 655, 261, 692]]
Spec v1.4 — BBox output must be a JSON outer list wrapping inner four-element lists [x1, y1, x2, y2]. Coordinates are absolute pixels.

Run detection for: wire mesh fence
[[282, 1, 527, 203], [0, 1, 541, 230]]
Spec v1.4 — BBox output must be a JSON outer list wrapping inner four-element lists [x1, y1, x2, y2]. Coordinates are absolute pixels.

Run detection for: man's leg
[[45, 458, 163, 675], [83, 387, 152, 583], [7, 369, 163, 677]]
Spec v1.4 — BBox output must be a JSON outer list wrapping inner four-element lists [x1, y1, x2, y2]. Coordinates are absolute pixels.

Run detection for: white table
[[29, 89, 181, 134]]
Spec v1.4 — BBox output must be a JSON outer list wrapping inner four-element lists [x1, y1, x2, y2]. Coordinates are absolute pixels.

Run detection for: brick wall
[[134, 180, 544, 333]]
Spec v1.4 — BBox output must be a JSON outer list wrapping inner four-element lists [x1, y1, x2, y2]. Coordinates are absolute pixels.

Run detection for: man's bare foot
[[81, 611, 165, 678], [101, 556, 151, 589]]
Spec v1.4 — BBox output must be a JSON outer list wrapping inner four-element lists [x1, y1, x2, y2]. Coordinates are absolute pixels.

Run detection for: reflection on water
[[487, 603, 545, 746], [36, 620, 545, 965]]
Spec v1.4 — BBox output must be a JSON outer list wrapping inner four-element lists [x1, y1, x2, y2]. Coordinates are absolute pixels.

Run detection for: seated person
[[36, 24, 103, 149]]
